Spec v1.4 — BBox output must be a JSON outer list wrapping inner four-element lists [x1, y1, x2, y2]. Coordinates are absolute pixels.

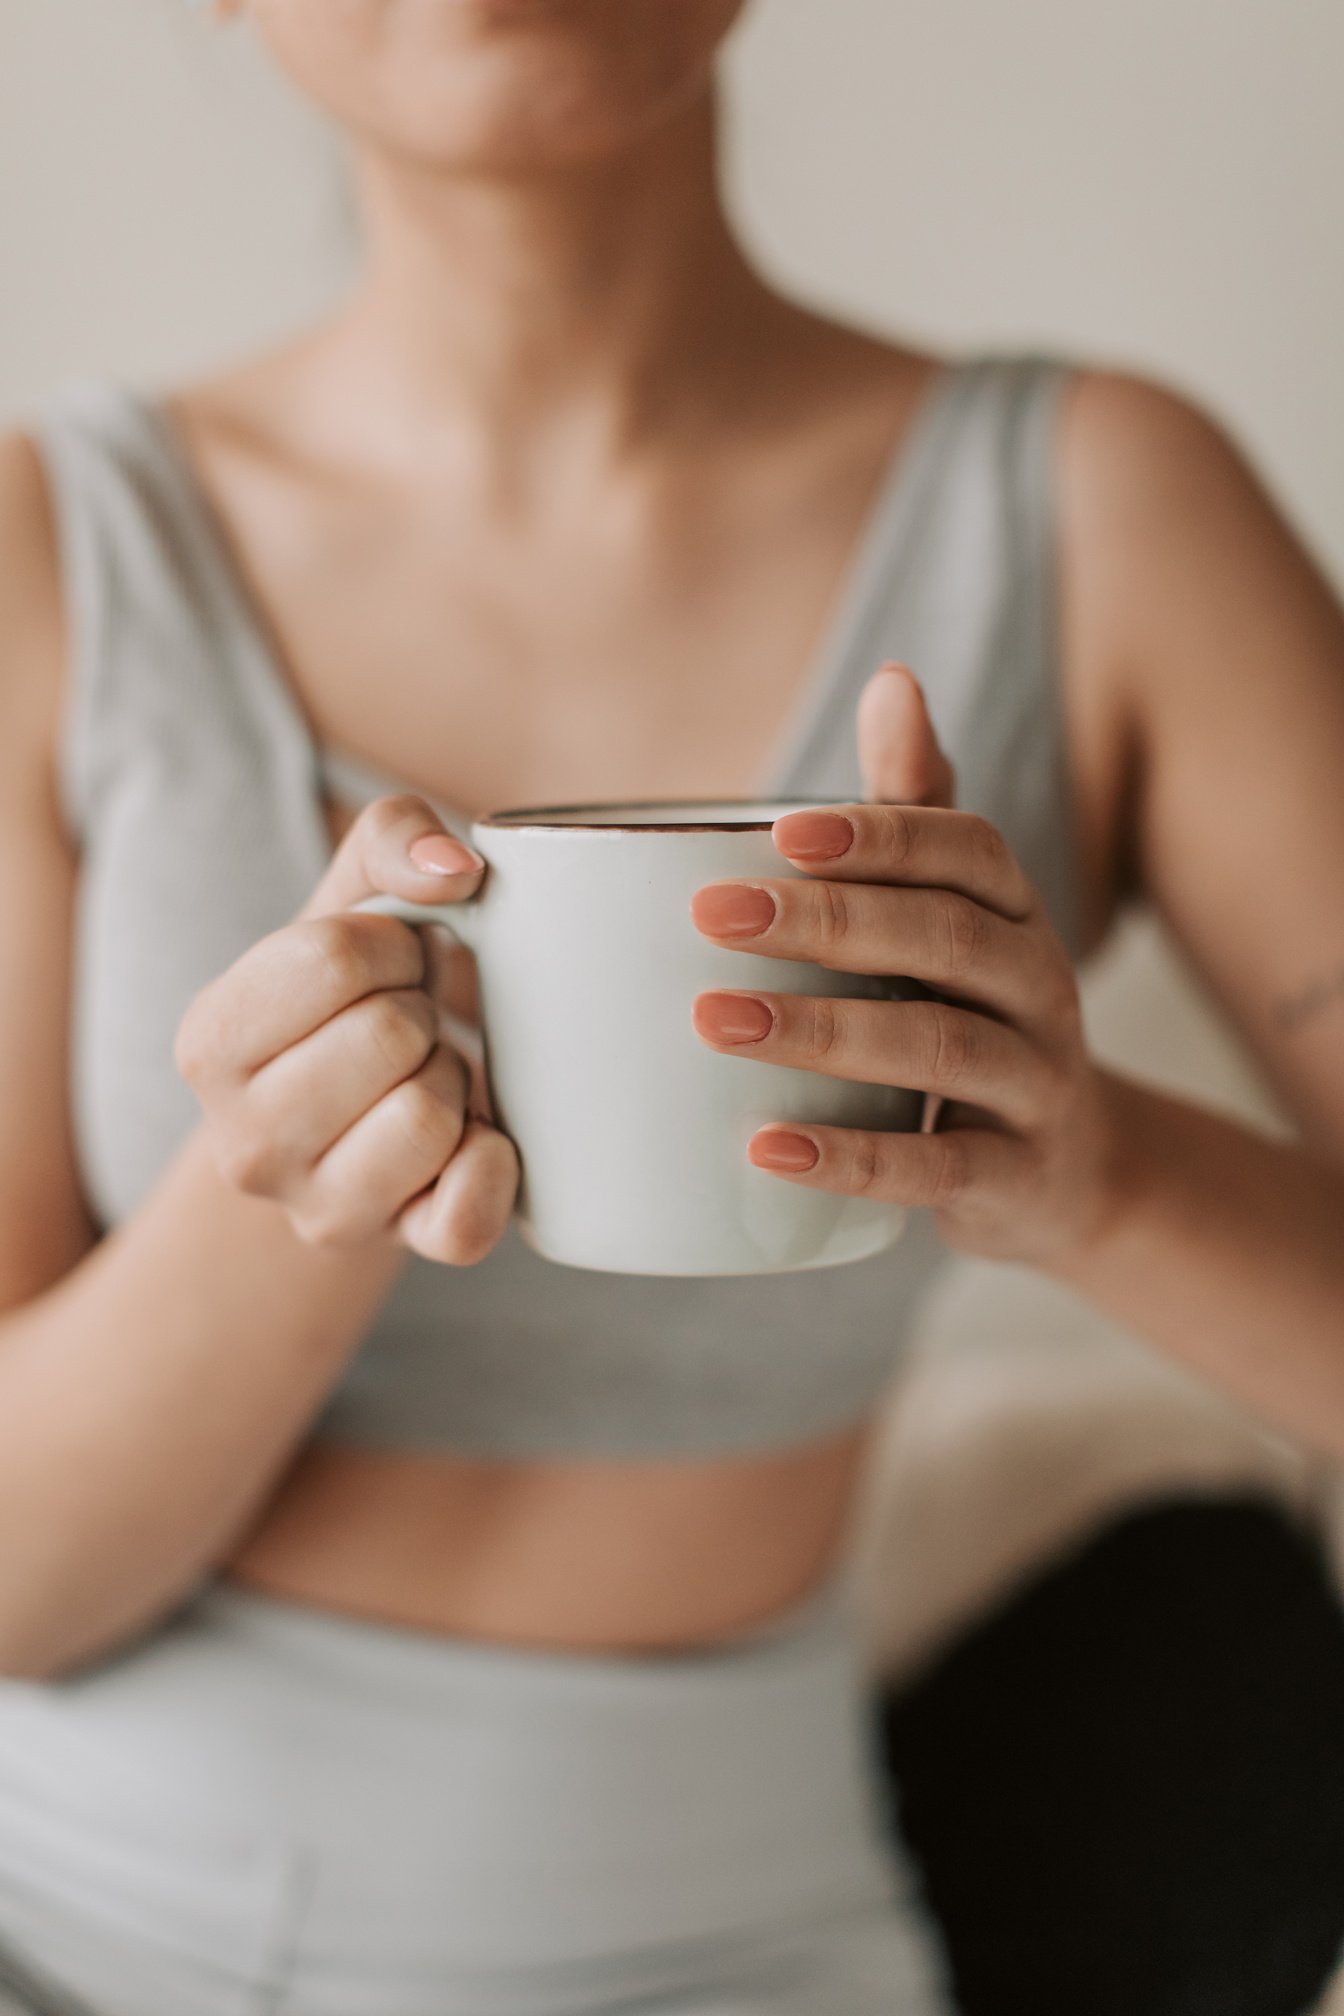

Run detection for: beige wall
[[3, 1, 1339, 1463], [725, 0, 1344, 585], [6, 1, 1343, 589]]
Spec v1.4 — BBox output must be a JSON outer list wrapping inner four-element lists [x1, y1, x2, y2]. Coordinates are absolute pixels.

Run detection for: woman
[[0, 2, 1341, 2010]]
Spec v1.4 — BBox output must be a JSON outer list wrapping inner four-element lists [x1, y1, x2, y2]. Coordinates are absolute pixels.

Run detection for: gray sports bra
[[33, 352, 1087, 1458]]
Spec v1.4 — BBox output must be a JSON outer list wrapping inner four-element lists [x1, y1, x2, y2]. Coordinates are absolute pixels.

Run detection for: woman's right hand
[[175, 795, 520, 1264]]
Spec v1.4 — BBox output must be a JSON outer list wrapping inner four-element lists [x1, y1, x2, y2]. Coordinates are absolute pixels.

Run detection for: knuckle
[[877, 805, 916, 874], [305, 915, 371, 1002], [360, 792, 438, 842], [968, 814, 1010, 877], [843, 1132, 884, 1197], [810, 879, 850, 955], [437, 1200, 498, 1269], [363, 989, 435, 1077], [928, 1130, 972, 1209], [290, 1205, 355, 1251], [939, 893, 987, 979], [807, 995, 845, 1063], [926, 1007, 977, 1089], [215, 1130, 281, 1197], [387, 1064, 466, 1163]]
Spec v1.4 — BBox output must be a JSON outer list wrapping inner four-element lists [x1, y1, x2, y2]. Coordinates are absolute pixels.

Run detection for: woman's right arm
[[0, 434, 518, 1681]]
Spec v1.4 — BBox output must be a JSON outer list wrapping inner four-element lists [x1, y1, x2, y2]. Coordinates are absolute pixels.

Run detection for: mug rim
[[475, 797, 844, 833]]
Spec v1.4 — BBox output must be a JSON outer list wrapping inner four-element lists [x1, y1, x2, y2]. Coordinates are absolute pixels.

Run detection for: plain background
[[4, 0, 1342, 1664]]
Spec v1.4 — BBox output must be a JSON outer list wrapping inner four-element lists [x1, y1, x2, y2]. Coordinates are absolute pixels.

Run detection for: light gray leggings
[[0, 1574, 953, 2015]]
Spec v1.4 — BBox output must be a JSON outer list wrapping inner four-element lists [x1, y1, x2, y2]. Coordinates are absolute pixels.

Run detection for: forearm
[[0, 1123, 406, 1677], [1044, 1064, 1344, 1454]]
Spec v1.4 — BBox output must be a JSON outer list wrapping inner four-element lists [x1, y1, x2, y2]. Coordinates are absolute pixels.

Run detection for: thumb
[[856, 662, 957, 808], [299, 793, 485, 923]]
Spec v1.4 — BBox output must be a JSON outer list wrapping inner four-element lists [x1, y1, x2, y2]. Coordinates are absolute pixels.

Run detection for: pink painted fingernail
[[690, 884, 777, 937], [772, 810, 854, 860], [693, 993, 774, 1045], [750, 1130, 819, 1171], [409, 834, 484, 875]]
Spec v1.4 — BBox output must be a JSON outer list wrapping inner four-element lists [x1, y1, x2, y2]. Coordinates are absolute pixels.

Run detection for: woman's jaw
[[237, 0, 751, 176]]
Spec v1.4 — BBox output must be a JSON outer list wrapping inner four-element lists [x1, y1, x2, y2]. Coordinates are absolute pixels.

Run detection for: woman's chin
[[433, 0, 601, 15], [251, 0, 744, 175]]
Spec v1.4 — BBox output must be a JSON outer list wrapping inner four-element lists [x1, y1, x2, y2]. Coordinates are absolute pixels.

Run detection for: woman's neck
[[338, 80, 784, 473]]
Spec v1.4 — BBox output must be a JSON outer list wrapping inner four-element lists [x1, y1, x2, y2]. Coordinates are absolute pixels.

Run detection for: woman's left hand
[[690, 663, 1125, 1269]]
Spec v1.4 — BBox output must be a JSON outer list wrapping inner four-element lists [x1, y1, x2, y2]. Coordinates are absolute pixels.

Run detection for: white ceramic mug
[[353, 799, 927, 1277]]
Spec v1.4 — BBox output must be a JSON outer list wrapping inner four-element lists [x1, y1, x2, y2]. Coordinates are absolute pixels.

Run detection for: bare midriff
[[222, 1420, 875, 1653]]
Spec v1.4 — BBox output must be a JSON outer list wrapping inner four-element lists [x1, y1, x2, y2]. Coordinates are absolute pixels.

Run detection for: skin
[[0, 0, 1341, 1675]]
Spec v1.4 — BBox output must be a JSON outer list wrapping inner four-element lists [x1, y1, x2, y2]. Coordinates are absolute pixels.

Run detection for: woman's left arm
[[691, 375, 1344, 1456], [1039, 372, 1344, 1440]]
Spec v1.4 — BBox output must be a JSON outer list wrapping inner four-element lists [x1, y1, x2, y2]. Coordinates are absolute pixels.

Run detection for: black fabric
[[874, 1494, 1344, 2016]]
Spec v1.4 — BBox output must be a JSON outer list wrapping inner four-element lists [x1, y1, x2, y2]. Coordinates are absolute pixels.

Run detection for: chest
[[194, 442, 1123, 967], [203, 440, 932, 821]]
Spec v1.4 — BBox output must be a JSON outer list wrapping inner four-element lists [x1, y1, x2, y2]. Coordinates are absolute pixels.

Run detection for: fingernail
[[693, 993, 774, 1044], [773, 810, 853, 860], [690, 884, 777, 938], [409, 834, 484, 876], [750, 1130, 819, 1172]]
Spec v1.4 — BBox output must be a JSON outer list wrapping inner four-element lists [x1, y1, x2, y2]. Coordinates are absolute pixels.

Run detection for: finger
[[856, 663, 957, 809], [691, 877, 1071, 1033], [421, 921, 479, 1024], [395, 1116, 521, 1267], [180, 912, 429, 1085], [691, 991, 1053, 1133], [746, 1118, 1024, 1210], [770, 803, 1037, 922], [301, 792, 485, 922], [298, 1043, 474, 1246], [244, 985, 439, 1169]]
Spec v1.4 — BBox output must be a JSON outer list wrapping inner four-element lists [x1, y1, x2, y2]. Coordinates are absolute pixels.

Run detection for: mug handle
[[350, 886, 487, 953]]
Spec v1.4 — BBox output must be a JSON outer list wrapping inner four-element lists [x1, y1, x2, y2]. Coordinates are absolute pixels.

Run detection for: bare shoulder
[[1059, 366, 1249, 487], [1054, 359, 1344, 750], [1044, 366, 1338, 934], [1056, 364, 1344, 1148], [1053, 363, 1333, 666]]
